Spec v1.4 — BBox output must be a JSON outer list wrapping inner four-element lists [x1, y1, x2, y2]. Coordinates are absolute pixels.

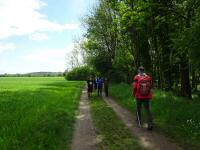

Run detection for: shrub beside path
[[71, 87, 98, 150], [103, 96, 183, 150]]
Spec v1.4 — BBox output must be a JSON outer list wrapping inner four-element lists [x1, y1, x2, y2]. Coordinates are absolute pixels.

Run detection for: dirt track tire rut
[[103, 96, 183, 150], [71, 87, 98, 150]]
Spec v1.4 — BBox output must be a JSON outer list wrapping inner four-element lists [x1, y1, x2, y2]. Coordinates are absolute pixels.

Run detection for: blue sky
[[0, 0, 96, 74]]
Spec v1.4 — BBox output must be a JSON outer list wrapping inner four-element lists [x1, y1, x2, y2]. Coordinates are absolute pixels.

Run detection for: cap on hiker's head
[[138, 66, 144, 72]]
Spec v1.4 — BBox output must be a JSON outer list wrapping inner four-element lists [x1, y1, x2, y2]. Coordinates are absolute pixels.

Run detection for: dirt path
[[71, 86, 98, 150], [103, 96, 183, 150]]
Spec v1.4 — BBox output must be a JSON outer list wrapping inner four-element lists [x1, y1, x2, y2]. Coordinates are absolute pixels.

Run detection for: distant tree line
[[72, 0, 200, 99], [65, 66, 95, 81], [0, 72, 64, 77]]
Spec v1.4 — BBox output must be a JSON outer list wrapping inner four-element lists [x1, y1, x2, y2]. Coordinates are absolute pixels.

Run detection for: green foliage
[[79, 0, 200, 96], [65, 66, 95, 81], [109, 83, 136, 111], [90, 95, 143, 150], [109, 83, 200, 150], [0, 77, 84, 150], [174, 8, 200, 67], [152, 90, 200, 149], [112, 50, 135, 82]]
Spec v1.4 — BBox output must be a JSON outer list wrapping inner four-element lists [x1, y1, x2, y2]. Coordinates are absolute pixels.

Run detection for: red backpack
[[137, 75, 151, 96]]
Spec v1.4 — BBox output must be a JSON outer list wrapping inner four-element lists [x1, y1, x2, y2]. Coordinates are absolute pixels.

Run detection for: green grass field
[[110, 83, 200, 150], [0, 77, 84, 150]]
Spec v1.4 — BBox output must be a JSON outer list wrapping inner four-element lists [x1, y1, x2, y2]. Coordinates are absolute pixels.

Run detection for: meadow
[[110, 83, 200, 150], [0, 77, 84, 150]]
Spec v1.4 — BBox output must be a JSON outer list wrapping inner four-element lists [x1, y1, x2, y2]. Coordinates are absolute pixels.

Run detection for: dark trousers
[[97, 85, 102, 96], [94, 83, 97, 90], [104, 86, 108, 96], [136, 99, 152, 126]]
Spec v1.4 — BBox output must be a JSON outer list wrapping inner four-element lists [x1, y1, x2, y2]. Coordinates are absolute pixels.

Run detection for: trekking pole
[[136, 111, 141, 127], [135, 97, 141, 128]]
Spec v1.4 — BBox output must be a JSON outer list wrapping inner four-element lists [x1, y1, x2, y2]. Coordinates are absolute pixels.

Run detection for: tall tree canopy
[[78, 0, 200, 98]]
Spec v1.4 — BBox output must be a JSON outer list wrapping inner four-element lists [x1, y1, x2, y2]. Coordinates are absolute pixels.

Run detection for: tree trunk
[[180, 10, 192, 99], [191, 68, 197, 92], [180, 60, 192, 99]]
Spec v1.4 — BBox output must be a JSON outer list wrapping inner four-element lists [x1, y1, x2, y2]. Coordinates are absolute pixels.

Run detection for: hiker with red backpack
[[133, 66, 153, 130]]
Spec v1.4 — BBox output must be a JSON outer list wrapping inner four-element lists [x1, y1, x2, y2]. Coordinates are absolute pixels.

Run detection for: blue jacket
[[96, 78, 103, 87]]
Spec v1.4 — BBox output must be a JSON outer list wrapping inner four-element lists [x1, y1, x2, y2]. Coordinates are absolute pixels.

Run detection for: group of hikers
[[87, 76, 109, 98], [86, 66, 153, 130]]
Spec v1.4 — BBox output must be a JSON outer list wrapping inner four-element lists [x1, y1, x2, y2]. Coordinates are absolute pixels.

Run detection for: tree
[[77, 0, 200, 98]]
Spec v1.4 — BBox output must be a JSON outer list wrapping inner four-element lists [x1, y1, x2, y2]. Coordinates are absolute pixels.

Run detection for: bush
[[65, 66, 95, 81]]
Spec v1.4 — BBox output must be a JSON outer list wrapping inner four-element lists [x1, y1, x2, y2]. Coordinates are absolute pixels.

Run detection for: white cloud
[[21, 44, 74, 71], [0, 0, 79, 39], [24, 44, 74, 61], [29, 32, 49, 41], [0, 42, 16, 53]]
